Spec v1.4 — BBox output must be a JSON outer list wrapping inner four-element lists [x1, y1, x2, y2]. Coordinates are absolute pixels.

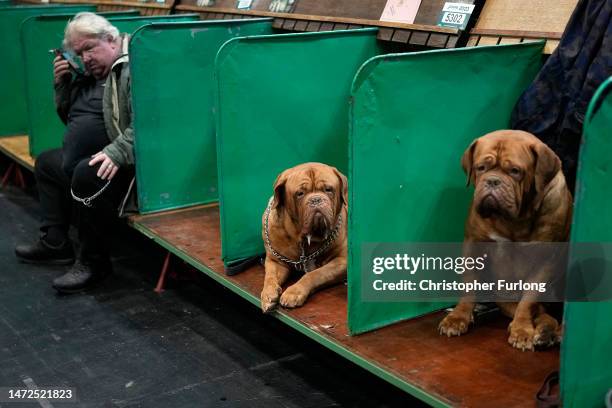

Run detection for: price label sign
[[437, 2, 475, 30]]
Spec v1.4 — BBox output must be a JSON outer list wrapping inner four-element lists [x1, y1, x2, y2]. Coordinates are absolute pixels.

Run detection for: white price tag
[[237, 0, 252, 9]]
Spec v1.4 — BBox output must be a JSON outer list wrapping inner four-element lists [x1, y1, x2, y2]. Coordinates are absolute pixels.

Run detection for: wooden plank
[[174, 5, 459, 35], [0, 136, 35, 171], [469, 0, 576, 53], [390, 29, 411, 44], [282, 18, 296, 30], [477, 36, 500, 46], [293, 0, 387, 20], [475, 0, 576, 34], [320, 22, 333, 31], [544, 39, 560, 54], [130, 205, 560, 408], [499, 37, 522, 45], [305, 21, 321, 32], [428, 32, 449, 48], [409, 31, 430, 46], [471, 28, 563, 40], [52, 0, 173, 10], [294, 20, 308, 31], [467, 35, 479, 47], [377, 27, 394, 41], [446, 35, 458, 48]]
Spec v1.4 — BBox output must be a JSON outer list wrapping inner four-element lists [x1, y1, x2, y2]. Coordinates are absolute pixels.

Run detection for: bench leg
[[155, 251, 172, 294], [15, 166, 25, 189], [1, 163, 15, 188]]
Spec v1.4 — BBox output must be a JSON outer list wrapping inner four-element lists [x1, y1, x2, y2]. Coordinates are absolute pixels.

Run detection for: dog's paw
[[533, 322, 561, 348], [438, 313, 472, 337], [260, 285, 282, 313], [279, 284, 309, 308], [508, 321, 535, 351]]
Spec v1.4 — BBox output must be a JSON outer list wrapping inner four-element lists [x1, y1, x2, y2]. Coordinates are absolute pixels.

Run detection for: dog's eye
[[324, 186, 334, 194], [476, 164, 486, 172], [295, 191, 305, 199], [510, 167, 521, 176]]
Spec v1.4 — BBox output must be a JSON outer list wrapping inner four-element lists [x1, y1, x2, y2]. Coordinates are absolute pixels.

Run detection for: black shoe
[[15, 238, 75, 265], [52, 259, 111, 294]]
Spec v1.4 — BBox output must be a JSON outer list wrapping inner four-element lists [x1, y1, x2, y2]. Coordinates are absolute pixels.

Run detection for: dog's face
[[272, 163, 347, 243], [462, 130, 561, 220]]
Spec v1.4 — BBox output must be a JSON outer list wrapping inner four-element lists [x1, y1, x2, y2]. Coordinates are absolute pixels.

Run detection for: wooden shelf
[[50, 0, 174, 12], [175, 4, 461, 48]]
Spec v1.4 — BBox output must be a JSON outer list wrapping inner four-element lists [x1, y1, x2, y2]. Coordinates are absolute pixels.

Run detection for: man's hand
[[89, 152, 119, 180], [53, 56, 71, 85]]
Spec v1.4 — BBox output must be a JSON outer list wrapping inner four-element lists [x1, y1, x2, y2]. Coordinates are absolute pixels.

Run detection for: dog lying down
[[260, 162, 348, 313]]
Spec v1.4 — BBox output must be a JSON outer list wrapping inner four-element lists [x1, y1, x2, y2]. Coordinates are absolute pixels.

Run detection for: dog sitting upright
[[439, 130, 573, 350], [260, 162, 348, 313]]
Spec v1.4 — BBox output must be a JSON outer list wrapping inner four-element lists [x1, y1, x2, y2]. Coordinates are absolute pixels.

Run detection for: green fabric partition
[[348, 42, 544, 334], [0, 5, 94, 137], [216, 28, 384, 266], [23, 13, 200, 157], [561, 78, 612, 408], [130, 19, 274, 214]]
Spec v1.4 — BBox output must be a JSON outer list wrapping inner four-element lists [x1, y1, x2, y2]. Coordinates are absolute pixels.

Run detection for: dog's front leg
[[261, 258, 291, 313], [507, 300, 539, 351], [280, 256, 346, 308], [439, 241, 478, 336], [438, 298, 475, 336]]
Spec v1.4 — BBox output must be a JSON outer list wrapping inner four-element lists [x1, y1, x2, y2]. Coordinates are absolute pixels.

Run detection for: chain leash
[[71, 179, 112, 207], [264, 197, 343, 272]]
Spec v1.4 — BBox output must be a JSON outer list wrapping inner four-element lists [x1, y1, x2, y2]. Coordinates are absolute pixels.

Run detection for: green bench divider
[[215, 28, 385, 266], [348, 42, 544, 334], [0, 5, 95, 137], [130, 19, 275, 214], [22, 13, 200, 158], [561, 77, 612, 408]]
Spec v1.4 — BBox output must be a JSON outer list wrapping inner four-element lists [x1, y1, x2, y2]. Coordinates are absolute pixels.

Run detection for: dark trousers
[[34, 148, 133, 263]]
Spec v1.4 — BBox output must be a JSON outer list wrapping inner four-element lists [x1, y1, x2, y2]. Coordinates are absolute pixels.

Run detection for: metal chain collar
[[71, 179, 112, 207], [264, 196, 343, 272]]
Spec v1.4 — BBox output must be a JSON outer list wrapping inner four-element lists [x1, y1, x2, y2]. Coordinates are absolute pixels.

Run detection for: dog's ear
[[530, 142, 561, 194], [333, 167, 348, 208], [272, 170, 288, 211], [461, 139, 478, 187]]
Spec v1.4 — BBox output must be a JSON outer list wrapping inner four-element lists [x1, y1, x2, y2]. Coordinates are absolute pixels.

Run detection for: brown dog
[[438, 130, 573, 350], [260, 162, 348, 312]]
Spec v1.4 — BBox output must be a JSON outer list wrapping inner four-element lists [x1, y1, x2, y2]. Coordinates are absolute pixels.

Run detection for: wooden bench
[[0, 135, 35, 188], [130, 204, 559, 408]]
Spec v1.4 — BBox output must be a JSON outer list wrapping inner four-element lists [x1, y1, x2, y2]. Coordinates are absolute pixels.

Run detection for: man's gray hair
[[63, 12, 119, 50]]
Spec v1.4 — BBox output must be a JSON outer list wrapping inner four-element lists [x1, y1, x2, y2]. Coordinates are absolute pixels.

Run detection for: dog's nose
[[308, 196, 323, 206], [485, 176, 502, 188]]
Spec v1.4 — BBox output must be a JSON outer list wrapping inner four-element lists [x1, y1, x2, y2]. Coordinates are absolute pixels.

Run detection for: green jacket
[[54, 34, 134, 168]]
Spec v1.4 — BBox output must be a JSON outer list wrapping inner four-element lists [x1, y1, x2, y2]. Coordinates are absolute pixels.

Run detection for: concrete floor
[[0, 171, 425, 408]]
